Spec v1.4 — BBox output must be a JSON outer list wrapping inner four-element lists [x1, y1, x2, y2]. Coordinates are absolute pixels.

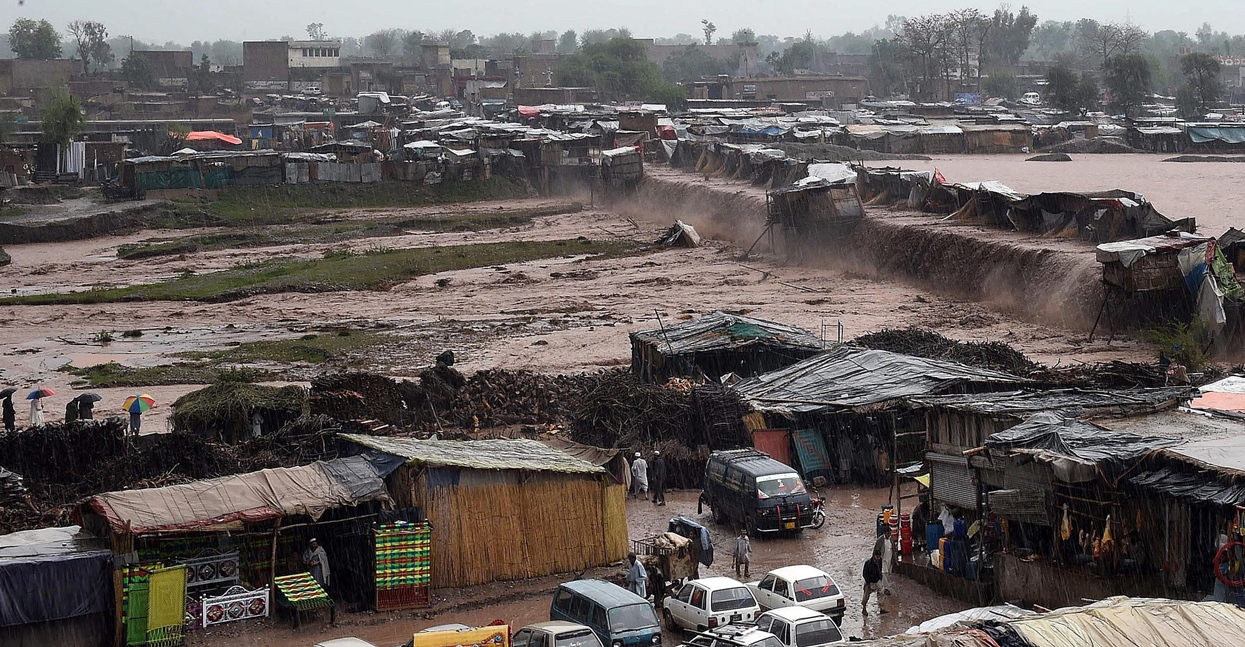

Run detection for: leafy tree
[[554, 37, 685, 107], [120, 52, 155, 90], [1045, 62, 1098, 114], [557, 30, 578, 54], [1028, 20, 1073, 61], [869, 38, 911, 97], [365, 29, 401, 57], [732, 28, 757, 44], [306, 23, 327, 40], [402, 31, 424, 58], [41, 94, 84, 148], [767, 38, 815, 75], [67, 21, 112, 74], [1103, 53, 1151, 116], [9, 18, 61, 60], [191, 54, 213, 94], [982, 69, 1018, 99], [985, 5, 1038, 66], [701, 20, 716, 47], [1178, 52, 1221, 116], [662, 45, 728, 82]]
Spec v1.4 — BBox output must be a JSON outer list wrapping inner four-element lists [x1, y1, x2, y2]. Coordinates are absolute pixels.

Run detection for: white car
[[315, 639, 379, 647], [681, 625, 783, 647], [755, 607, 844, 647], [1020, 92, 1042, 106], [514, 622, 604, 647], [663, 577, 760, 632], [747, 566, 845, 623]]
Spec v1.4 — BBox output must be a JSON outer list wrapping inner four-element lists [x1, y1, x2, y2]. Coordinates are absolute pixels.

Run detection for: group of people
[[0, 390, 144, 434], [626, 450, 667, 506]]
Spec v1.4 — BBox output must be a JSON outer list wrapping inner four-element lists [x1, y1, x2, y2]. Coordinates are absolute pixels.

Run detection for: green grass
[[148, 177, 532, 228], [6, 238, 642, 305], [66, 330, 392, 387], [116, 204, 580, 260]]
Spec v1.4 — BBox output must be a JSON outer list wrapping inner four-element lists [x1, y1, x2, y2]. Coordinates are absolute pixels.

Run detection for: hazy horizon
[[8, 0, 1245, 46]]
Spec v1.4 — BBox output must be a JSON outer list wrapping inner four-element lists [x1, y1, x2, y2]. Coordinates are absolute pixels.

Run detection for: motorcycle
[[810, 491, 826, 529]]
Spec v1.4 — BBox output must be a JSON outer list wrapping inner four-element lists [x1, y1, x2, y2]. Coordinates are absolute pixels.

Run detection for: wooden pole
[[269, 517, 282, 588]]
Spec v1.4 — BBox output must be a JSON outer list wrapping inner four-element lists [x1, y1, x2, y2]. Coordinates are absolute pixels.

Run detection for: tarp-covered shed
[[631, 311, 825, 383], [339, 434, 627, 588], [0, 526, 113, 647]]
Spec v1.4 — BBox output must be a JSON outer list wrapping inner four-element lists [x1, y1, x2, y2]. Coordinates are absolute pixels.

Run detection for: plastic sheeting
[[0, 545, 111, 627], [1187, 125, 1245, 144], [631, 311, 823, 356], [1008, 597, 1245, 647], [985, 412, 1180, 482]]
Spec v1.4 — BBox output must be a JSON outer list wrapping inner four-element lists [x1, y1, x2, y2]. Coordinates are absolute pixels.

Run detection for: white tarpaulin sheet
[[1009, 597, 1245, 647], [798, 163, 857, 186]]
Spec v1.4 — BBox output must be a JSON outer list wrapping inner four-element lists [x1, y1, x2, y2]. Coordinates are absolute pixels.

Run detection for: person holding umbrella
[[75, 393, 101, 421], [0, 388, 17, 432], [27, 388, 53, 427], [124, 394, 155, 435]]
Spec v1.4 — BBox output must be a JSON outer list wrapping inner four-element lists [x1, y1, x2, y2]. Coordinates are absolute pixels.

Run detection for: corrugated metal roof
[[340, 434, 604, 474], [732, 346, 1025, 414], [913, 387, 1189, 417], [631, 311, 825, 356]]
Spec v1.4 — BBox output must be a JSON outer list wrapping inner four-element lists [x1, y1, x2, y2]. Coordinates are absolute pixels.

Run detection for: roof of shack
[[631, 310, 824, 357], [340, 434, 604, 474], [913, 387, 1189, 418], [732, 346, 1025, 414]]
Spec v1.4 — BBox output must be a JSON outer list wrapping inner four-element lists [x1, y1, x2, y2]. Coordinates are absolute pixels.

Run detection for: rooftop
[[631, 311, 825, 356], [340, 434, 604, 474]]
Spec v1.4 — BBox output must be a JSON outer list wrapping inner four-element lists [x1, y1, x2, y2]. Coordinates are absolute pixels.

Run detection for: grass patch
[[148, 177, 531, 228], [116, 204, 579, 260], [8, 238, 642, 305], [64, 362, 273, 388], [176, 330, 391, 364]]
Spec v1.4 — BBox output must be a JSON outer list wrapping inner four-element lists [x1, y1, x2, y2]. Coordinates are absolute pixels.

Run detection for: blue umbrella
[[26, 388, 55, 400]]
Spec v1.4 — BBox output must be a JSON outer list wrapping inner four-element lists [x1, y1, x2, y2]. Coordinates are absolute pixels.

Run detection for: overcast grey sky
[[10, 0, 1244, 45]]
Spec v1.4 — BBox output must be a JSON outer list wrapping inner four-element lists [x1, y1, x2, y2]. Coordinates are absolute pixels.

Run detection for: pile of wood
[[311, 372, 406, 425], [853, 327, 1040, 376]]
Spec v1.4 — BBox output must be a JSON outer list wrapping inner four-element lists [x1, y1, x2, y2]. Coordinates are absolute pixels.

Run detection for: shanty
[[630, 311, 827, 383]]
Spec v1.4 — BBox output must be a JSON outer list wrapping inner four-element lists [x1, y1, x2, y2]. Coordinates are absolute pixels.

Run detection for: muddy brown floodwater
[[189, 487, 958, 647]]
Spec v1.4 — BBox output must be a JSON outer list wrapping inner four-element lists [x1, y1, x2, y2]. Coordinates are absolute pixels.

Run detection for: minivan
[[551, 580, 662, 647], [699, 449, 815, 536]]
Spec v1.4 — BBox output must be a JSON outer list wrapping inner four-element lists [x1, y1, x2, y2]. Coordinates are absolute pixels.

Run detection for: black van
[[699, 449, 815, 536]]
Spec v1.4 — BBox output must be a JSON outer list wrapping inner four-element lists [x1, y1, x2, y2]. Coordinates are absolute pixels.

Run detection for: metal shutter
[[927, 452, 977, 510]]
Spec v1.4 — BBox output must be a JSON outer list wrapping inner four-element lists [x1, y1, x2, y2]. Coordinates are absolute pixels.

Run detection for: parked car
[[315, 639, 380, 647], [1020, 92, 1042, 105], [679, 624, 783, 647], [550, 579, 662, 647], [700, 449, 816, 536], [755, 607, 844, 647], [747, 566, 845, 623], [514, 622, 604, 647], [663, 576, 760, 633]]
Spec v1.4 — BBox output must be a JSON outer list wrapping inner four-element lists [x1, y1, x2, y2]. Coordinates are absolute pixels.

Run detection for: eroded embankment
[[0, 203, 166, 245], [621, 170, 1103, 330]]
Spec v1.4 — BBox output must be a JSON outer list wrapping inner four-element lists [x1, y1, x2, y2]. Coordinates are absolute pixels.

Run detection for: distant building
[[640, 40, 761, 78], [130, 50, 195, 88], [0, 59, 74, 95], [243, 41, 290, 91], [288, 40, 342, 69], [689, 75, 870, 108]]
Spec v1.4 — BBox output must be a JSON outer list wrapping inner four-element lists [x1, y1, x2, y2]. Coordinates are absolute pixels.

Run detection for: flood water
[[866, 154, 1244, 236]]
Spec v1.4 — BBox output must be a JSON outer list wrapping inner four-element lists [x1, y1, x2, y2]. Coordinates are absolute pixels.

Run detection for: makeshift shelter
[[767, 179, 866, 246], [539, 437, 629, 485], [731, 347, 1026, 484], [1095, 232, 1245, 349], [183, 131, 243, 148], [630, 311, 826, 384], [960, 124, 1031, 153], [119, 150, 284, 191], [170, 383, 308, 443], [339, 434, 628, 588], [600, 146, 643, 190], [0, 526, 113, 647], [77, 456, 401, 643], [1003, 190, 1194, 243], [656, 220, 701, 247]]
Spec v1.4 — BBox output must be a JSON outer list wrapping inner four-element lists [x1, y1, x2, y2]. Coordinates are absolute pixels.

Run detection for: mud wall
[[621, 170, 1104, 330], [0, 204, 165, 245]]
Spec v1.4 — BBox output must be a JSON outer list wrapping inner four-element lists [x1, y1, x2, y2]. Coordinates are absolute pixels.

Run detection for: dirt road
[[187, 488, 959, 647]]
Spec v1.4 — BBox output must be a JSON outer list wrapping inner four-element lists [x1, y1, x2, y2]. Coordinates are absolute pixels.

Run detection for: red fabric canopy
[[184, 131, 243, 145]]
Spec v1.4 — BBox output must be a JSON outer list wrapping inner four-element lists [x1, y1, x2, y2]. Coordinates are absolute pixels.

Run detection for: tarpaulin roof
[[340, 434, 604, 474], [85, 455, 394, 534], [1095, 232, 1212, 268], [0, 526, 111, 628], [797, 163, 856, 186], [1190, 376, 1245, 413], [1007, 597, 1245, 647], [906, 604, 1035, 634], [913, 388, 1189, 418], [732, 346, 1026, 415], [984, 412, 1180, 482], [184, 131, 243, 145], [631, 311, 824, 357], [538, 438, 619, 467], [1187, 124, 1245, 144]]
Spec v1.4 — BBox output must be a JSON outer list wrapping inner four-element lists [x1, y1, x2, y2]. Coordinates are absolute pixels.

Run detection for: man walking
[[862, 550, 887, 614], [302, 538, 331, 589], [733, 529, 752, 578], [626, 552, 648, 598], [631, 452, 649, 500], [1, 395, 14, 432], [651, 450, 667, 506]]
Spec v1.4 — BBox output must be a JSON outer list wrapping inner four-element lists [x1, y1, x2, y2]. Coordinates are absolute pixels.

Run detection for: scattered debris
[[657, 220, 701, 247], [1027, 153, 1072, 162]]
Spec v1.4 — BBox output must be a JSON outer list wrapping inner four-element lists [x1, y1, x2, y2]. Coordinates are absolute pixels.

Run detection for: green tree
[[701, 20, 717, 47], [869, 38, 911, 97], [67, 21, 112, 74], [41, 94, 84, 148], [982, 69, 1018, 99], [554, 37, 686, 107], [9, 18, 61, 60], [306, 23, 327, 40], [365, 29, 401, 57], [662, 45, 728, 82], [1103, 53, 1151, 116], [732, 28, 757, 44], [767, 38, 815, 75], [557, 30, 578, 54], [1044, 62, 1097, 114], [191, 54, 213, 94], [120, 52, 155, 90], [1178, 52, 1221, 116], [985, 5, 1038, 66], [402, 31, 424, 58], [1028, 20, 1073, 61]]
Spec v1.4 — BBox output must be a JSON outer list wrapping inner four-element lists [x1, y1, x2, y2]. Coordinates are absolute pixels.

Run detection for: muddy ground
[[187, 487, 953, 647], [0, 190, 1147, 430]]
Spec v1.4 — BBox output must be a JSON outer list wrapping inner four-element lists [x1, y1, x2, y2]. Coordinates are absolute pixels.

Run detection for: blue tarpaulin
[[1188, 126, 1245, 144], [792, 429, 832, 481]]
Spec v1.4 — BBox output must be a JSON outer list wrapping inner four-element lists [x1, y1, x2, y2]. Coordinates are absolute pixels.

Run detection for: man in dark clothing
[[862, 550, 887, 614], [651, 451, 667, 506], [1, 396, 14, 432], [65, 400, 78, 424], [78, 399, 94, 420]]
